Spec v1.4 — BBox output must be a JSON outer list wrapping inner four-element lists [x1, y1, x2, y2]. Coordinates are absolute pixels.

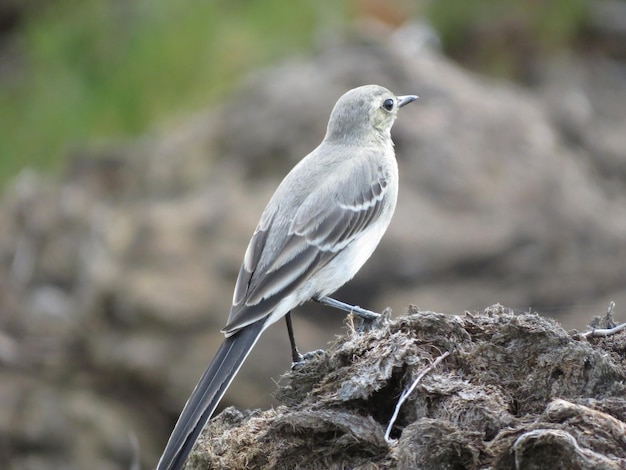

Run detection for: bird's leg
[[285, 312, 302, 363], [285, 312, 326, 368], [315, 296, 380, 321]]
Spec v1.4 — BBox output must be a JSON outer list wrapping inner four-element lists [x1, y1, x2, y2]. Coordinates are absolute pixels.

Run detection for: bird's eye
[[382, 98, 394, 111]]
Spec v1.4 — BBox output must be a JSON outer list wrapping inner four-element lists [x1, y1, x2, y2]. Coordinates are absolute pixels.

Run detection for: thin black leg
[[315, 296, 380, 320], [285, 311, 302, 363]]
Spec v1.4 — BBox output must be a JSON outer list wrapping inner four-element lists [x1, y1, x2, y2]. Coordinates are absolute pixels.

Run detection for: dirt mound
[[190, 305, 626, 469]]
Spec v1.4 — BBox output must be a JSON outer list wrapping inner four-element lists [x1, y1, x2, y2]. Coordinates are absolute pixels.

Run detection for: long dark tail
[[156, 319, 266, 470]]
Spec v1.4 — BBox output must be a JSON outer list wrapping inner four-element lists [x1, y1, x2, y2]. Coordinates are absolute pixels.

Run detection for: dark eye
[[382, 98, 394, 111]]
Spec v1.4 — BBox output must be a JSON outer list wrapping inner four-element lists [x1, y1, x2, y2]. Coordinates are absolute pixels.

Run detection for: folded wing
[[223, 157, 389, 334]]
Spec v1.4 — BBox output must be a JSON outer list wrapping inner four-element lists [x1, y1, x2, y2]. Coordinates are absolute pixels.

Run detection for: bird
[[156, 84, 417, 470]]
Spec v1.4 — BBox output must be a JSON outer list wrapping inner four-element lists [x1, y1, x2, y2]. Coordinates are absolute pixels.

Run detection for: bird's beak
[[397, 95, 418, 108]]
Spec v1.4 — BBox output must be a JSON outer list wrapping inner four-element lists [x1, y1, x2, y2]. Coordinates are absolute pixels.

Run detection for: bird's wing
[[224, 156, 390, 334]]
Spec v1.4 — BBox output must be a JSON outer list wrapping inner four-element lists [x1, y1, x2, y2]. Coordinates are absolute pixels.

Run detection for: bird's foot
[[291, 349, 325, 370], [353, 307, 391, 333]]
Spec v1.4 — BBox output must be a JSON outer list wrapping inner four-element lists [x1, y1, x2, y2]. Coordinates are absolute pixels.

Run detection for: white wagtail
[[156, 84, 417, 470]]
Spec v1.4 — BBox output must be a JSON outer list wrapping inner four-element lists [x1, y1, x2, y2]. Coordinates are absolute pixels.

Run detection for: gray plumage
[[156, 84, 417, 470]]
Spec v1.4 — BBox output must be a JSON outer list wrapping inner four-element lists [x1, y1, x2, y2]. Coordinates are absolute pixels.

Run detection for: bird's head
[[325, 84, 417, 144]]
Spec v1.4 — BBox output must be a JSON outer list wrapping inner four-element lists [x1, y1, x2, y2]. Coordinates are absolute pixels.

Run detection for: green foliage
[[0, 0, 344, 187], [425, 0, 589, 77]]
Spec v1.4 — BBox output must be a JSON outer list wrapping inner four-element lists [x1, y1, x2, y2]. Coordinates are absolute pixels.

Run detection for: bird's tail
[[156, 319, 266, 470]]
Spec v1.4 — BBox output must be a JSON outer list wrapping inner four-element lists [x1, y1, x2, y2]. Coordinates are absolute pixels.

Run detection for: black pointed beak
[[397, 95, 418, 108]]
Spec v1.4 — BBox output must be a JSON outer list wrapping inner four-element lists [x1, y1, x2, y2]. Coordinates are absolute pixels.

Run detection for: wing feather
[[231, 208, 277, 306], [224, 157, 390, 334]]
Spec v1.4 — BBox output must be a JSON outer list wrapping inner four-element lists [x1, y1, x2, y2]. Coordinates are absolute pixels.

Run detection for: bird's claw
[[291, 349, 326, 370]]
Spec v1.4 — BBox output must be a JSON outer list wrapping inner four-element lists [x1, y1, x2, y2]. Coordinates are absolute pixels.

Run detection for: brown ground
[[190, 305, 626, 470]]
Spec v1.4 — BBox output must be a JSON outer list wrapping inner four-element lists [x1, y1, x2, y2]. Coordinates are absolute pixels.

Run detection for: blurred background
[[1, 0, 625, 468]]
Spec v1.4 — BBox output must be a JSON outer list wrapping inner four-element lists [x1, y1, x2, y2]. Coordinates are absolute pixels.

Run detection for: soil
[[190, 305, 626, 469]]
